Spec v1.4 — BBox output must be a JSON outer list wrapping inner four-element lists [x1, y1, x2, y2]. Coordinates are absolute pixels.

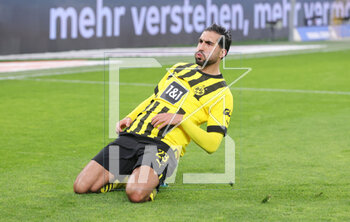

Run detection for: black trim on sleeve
[[154, 85, 159, 95], [207, 125, 227, 136]]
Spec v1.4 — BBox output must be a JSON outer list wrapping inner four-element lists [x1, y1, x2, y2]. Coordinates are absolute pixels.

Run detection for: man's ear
[[220, 49, 227, 59]]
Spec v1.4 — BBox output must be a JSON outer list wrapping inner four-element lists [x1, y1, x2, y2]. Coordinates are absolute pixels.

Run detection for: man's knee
[[74, 179, 103, 194], [74, 175, 96, 194], [73, 179, 89, 194], [126, 187, 149, 203], [73, 160, 113, 194]]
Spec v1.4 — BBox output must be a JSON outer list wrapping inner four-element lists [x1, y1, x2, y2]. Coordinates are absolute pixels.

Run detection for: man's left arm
[[181, 119, 223, 154], [152, 90, 233, 154], [151, 114, 223, 153]]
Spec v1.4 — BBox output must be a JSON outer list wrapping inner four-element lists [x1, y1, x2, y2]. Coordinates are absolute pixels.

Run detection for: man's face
[[195, 31, 224, 67]]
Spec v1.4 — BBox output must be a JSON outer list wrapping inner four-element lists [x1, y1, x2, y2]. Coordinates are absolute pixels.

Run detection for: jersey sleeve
[[126, 94, 155, 121], [153, 62, 189, 96], [181, 119, 223, 154], [206, 88, 233, 136]]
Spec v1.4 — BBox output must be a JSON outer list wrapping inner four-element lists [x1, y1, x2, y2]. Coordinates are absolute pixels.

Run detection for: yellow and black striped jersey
[[125, 62, 233, 156]]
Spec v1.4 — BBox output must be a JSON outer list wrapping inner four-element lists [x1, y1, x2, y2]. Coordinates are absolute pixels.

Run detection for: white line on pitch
[[15, 78, 350, 96], [0, 67, 104, 80], [19, 78, 155, 87], [234, 87, 350, 95]]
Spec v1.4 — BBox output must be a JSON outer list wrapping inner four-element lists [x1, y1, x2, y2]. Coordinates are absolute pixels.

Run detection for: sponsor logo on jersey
[[224, 108, 231, 117], [160, 81, 188, 104]]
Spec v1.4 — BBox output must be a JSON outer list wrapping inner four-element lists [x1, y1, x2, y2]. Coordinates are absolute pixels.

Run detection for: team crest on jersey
[[193, 85, 205, 96]]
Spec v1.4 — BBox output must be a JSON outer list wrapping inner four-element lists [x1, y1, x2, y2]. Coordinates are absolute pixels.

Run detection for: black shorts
[[92, 133, 177, 186]]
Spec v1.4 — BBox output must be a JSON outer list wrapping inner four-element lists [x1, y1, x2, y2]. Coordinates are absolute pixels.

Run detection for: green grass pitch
[[0, 49, 350, 221]]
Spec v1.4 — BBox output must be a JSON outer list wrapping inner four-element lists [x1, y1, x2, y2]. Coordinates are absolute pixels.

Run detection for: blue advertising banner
[[334, 24, 350, 38], [295, 26, 331, 41]]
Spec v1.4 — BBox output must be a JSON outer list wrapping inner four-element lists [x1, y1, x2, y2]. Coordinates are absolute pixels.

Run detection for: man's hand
[[151, 113, 183, 130], [116, 117, 132, 134]]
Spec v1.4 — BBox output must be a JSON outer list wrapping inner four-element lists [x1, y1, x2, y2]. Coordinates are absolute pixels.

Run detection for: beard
[[195, 51, 216, 67]]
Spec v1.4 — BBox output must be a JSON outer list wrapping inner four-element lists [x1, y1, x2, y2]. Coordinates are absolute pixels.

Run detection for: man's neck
[[199, 62, 221, 75]]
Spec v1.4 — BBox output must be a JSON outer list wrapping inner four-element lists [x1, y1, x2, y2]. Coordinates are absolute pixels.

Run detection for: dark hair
[[204, 24, 232, 56]]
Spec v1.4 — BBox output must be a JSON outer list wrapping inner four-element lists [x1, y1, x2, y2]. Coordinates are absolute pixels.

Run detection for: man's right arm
[[118, 63, 183, 133], [126, 94, 155, 121], [116, 94, 155, 133], [125, 63, 178, 121]]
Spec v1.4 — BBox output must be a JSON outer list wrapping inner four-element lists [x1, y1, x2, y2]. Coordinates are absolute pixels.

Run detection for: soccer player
[[74, 24, 233, 203]]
